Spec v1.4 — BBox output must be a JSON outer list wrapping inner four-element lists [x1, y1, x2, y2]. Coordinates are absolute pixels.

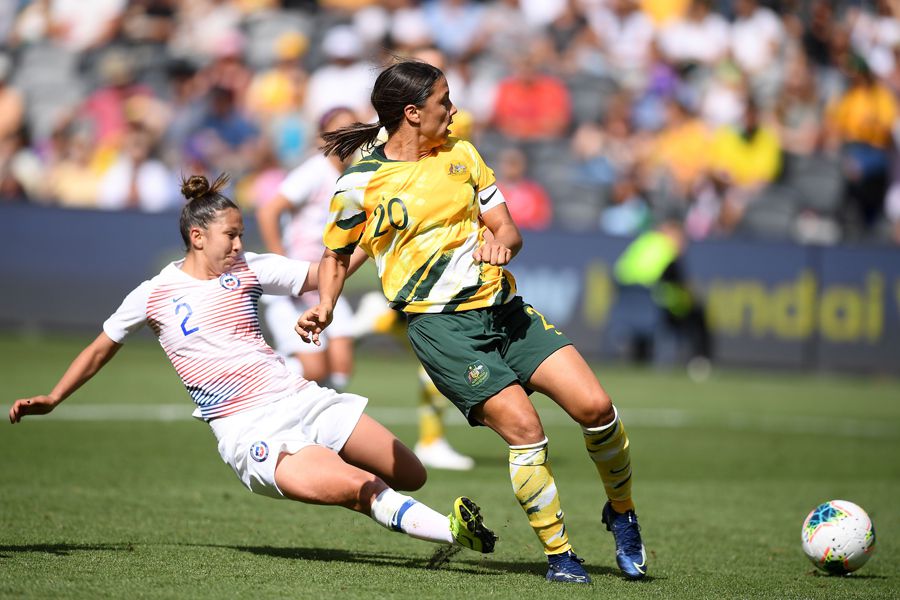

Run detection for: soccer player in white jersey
[[8, 173, 496, 557], [256, 107, 359, 391], [258, 107, 475, 471]]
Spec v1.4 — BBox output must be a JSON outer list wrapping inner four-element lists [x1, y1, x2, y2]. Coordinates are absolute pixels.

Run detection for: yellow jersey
[[323, 138, 517, 313]]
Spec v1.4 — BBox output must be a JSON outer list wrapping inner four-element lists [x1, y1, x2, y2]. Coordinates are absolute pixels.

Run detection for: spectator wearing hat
[[304, 25, 376, 122]]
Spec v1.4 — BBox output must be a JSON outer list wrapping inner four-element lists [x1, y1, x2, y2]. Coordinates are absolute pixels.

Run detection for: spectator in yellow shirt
[[827, 56, 898, 232]]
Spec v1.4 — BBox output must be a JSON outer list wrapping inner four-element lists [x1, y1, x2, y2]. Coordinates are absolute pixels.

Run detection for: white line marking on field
[[36, 404, 900, 439]]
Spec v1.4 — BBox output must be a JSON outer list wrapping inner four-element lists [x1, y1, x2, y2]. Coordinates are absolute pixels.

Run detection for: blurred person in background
[[647, 97, 711, 203], [421, 0, 488, 62], [599, 167, 651, 237], [190, 85, 260, 178], [708, 99, 782, 232], [45, 122, 104, 209], [657, 0, 730, 73], [608, 220, 711, 377], [848, 0, 900, 80], [0, 53, 25, 144], [194, 31, 253, 106], [98, 120, 177, 212], [584, 0, 655, 91], [0, 126, 43, 203], [256, 107, 360, 390], [491, 39, 572, 141], [826, 55, 898, 236], [304, 24, 377, 124], [495, 145, 553, 231], [245, 31, 309, 123], [771, 51, 823, 161], [167, 0, 242, 64], [729, 0, 786, 107], [77, 50, 156, 152], [161, 59, 206, 167]]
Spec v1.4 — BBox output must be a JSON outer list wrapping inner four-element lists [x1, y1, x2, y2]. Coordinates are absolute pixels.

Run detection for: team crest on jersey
[[219, 273, 241, 290], [465, 361, 490, 387], [250, 441, 269, 462], [446, 161, 469, 181]]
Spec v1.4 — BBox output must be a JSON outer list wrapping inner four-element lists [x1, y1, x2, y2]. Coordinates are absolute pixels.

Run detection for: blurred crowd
[[0, 0, 899, 245]]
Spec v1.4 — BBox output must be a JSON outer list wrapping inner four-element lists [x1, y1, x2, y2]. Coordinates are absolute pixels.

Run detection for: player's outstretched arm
[[9, 332, 122, 424]]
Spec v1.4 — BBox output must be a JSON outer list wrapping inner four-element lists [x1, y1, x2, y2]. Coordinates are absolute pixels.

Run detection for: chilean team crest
[[465, 361, 490, 387], [250, 441, 269, 462], [219, 273, 241, 290]]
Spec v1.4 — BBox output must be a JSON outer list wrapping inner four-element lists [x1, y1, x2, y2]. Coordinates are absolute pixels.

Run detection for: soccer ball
[[801, 500, 876, 574]]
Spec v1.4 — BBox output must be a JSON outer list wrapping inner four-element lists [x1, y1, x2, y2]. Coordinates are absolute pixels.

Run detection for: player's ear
[[189, 227, 204, 250], [404, 103, 420, 125]]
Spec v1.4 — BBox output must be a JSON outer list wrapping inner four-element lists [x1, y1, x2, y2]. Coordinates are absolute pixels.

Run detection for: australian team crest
[[219, 273, 241, 290], [250, 441, 269, 462], [465, 361, 490, 387], [447, 161, 469, 181]]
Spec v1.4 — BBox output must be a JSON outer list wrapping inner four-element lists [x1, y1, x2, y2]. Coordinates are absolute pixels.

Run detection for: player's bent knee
[[573, 397, 616, 428]]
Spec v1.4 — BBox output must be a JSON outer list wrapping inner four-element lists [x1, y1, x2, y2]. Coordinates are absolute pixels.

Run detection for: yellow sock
[[583, 407, 635, 514], [509, 438, 571, 555], [417, 365, 445, 446]]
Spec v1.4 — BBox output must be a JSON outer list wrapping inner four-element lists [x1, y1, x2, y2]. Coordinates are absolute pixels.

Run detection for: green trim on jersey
[[335, 211, 367, 230]]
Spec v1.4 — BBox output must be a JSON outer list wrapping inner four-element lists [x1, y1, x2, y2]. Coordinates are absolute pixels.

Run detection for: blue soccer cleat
[[546, 550, 592, 584], [601, 501, 647, 579]]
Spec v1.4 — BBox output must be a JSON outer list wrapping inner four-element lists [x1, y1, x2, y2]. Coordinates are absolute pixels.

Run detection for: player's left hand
[[9, 395, 58, 424], [473, 240, 512, 266], [295, 304, 333, 346]]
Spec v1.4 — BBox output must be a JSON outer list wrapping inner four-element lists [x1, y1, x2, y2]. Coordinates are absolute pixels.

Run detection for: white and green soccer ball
[[801, 500, 876, 574]]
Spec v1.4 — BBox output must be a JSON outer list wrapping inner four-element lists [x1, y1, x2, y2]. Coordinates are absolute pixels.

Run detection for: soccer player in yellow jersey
[[297, 61, 647, 584]]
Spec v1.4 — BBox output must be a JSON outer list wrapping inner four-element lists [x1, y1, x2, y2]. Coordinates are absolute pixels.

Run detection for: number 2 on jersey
[[175, 302, 199, 336], [526, 306, 561, 334]]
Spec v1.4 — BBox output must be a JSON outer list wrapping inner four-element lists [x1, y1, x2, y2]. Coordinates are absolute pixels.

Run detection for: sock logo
[[465, 361, 490, 387]]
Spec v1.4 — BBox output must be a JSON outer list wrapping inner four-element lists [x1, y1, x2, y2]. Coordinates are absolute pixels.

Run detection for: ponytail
[[321, 121, 382, 161]]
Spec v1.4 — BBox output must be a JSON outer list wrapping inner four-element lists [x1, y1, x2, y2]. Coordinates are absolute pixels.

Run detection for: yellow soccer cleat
[[449, 497, 497, 553]]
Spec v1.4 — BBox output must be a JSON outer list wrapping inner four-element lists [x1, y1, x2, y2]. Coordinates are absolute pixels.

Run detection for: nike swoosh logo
[[479, 189, 497, 206], [610, 464, 630, 474], [172, 295, 185, 303]]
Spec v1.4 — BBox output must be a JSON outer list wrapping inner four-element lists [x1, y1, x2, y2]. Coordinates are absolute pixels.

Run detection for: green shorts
[[406, 296, 572, 425]]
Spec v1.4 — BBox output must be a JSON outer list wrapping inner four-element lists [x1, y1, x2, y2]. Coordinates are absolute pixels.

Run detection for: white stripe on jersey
[[103, 252, 312, 420]]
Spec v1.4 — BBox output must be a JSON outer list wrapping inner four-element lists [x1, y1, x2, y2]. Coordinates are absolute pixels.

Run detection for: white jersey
[[103, 252, 312, 420], [278, 153, 342, 262]]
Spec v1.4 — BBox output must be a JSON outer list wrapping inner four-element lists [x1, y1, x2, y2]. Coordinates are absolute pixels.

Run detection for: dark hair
[[317, 106, 355, 136], [321, 60, 444, 160], [178, 173, 238, 249]]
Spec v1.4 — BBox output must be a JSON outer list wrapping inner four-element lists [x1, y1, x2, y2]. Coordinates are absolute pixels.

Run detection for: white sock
[[328, 372, 350, 392], [369, 488, 453, 544]]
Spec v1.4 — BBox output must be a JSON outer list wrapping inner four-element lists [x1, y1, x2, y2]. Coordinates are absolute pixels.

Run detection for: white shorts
[[208, 383, 367, 499], [262, 294, 355, 355]]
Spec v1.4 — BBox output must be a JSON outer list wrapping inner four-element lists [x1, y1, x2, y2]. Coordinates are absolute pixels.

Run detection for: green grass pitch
[[1, 333, 898, 599]]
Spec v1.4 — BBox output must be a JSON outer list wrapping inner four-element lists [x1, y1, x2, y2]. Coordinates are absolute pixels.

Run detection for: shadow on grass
[[0, 543, 132, 558], [197, 543, 645, 582], [807, 570, 889, 580]]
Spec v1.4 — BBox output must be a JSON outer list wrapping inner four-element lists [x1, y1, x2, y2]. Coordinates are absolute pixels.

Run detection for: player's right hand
[[295, 304, 333, 346], [9, 395, 58, 424]]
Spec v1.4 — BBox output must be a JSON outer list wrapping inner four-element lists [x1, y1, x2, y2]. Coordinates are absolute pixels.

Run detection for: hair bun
[[181, 175, 210, 201]]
